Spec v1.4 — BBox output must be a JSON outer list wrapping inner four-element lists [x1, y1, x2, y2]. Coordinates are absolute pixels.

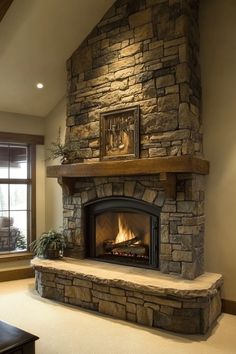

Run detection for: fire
[[115, 213, 135, 243]]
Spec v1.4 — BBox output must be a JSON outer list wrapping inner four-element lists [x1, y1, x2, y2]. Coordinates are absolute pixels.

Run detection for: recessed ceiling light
[[36, 83, 44, 89]]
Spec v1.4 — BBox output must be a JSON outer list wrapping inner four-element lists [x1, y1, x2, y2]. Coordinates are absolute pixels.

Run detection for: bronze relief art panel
[[100, 106, 139, 160]]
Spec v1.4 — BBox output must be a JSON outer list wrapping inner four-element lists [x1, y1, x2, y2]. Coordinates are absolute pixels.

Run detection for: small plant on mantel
[[47, 128, 80, 164], [30, 230, 66, 259]]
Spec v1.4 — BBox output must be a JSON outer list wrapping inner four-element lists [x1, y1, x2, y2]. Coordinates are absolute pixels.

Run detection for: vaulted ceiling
[[0, 0, 114, 117]]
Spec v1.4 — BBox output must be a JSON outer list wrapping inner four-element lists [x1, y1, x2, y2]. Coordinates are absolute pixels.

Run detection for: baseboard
[[222, 299, 236, 315], [0, 267, 34, 282]]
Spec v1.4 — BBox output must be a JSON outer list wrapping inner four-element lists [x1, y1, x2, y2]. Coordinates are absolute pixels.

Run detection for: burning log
[[112, 245, 147, 256], [103, 237, 138, 252]]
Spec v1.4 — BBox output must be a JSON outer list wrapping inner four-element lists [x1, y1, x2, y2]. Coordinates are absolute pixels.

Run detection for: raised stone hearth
[[32, 258, 223, 335]]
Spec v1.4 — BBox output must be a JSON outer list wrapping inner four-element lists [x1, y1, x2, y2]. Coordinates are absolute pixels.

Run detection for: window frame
[[0, 132, 44, 255]]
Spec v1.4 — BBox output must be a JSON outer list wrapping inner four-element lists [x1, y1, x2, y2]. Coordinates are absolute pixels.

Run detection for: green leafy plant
[[47, 128, 80, 164], [30, 230, 66, 259], [15, 231, 27, 250]]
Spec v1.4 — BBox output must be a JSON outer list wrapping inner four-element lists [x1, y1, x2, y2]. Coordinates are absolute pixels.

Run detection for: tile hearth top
[[31, 258, 222, 298]]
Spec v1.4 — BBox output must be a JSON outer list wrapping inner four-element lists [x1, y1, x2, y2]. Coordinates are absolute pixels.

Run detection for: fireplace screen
[[85, 198, 160, 268]]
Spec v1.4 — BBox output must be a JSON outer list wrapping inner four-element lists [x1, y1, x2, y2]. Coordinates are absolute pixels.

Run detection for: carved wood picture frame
[[100, 106, 139, 161]]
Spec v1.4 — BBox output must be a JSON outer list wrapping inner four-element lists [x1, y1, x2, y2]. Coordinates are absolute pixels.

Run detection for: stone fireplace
[[51, 0, 207, 280], [33, 0, 223, 334]]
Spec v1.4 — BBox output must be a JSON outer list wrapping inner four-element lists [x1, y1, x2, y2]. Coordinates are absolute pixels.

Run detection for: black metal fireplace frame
[[84, 197, 160, 269]]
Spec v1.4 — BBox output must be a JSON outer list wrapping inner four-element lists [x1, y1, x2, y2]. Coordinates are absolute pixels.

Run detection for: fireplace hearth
[[85, 198, 160, 268]]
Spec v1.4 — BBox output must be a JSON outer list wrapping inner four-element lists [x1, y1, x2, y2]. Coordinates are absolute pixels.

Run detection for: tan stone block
[[111, 80, 128, 91], [160, 243, 172, 255], [161, 225, 169, 243], [93, 283, 109, 293], [144, 302, 160, 311], [120, 43, 141, 57], [143, 47, 163, 62], [149, 147, 166, 157], [73, 278, 92, 288], [41, 273, 55, 282], [124, 181, 136, 197], [143, 295, 182, 308], [209, 291, 221, 326], [164, 37, 186, 49], [150, 130, 190, 143], [126, 302, 136, 314], [137, 305, 153, 326], [172, 250, 192, 262], [65, 285, 91, 302], [142, 188, 157, 203], [103, 183, 112, 197], [149, 40, 163, 51], [165, 85, 179, 95], [134, 23, 153, 42], [177, 201, 197, 214], [129, 8, 152, 28], [110, 287, 125, 296], [63, 210, 74, 218], [158, 93, 179, 112], [179, 42, 188, 62], [71, 121, 99, 140], [101, 38, 109, 49], [89, 74, 113, 87], [164, 46, 179, 57], [92, 290, 126, 305], [144, 111, 178, 134], [160, 305, 174, 315], [127, 297, 144, 305], [99, 300, 126, 320], [175, 15, 188, 37], [156, 75, 175, 88], [177, 225, 199, 235], [176, 63, 190, 83], [109, 57, 135, 72], [114, 67, 134, 80], [126, 291, 144, 299]]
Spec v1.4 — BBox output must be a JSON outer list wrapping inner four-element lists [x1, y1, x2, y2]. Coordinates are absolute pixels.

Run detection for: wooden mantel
[[47, 156, 209, 179]]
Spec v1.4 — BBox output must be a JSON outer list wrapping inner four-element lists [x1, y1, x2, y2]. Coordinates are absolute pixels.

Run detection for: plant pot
[[44, 249, 61, 259]]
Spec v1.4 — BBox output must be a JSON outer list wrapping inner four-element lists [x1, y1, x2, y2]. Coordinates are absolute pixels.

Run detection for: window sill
[[0, 252, 34, 263]]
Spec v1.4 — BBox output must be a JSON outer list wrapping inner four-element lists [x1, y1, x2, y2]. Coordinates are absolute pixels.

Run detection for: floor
[[0, 278, 235, 354]]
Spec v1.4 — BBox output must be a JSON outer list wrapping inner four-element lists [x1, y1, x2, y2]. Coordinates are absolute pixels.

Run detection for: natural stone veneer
[[63, 173, 205, 280], [60, 0, 207, 280], [32, 258, 223, 335], [66, 0, 202, 161]]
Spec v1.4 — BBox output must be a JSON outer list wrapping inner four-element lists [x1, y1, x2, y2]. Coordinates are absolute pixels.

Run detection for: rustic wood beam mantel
[[47, 156, 209, 179]]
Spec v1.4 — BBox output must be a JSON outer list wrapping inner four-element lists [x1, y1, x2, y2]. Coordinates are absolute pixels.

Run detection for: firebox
[[85, 198, 160, 268]]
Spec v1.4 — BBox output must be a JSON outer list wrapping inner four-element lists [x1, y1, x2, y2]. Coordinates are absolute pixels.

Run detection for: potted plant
[[47, 128, 80, 164], [30, 230, 66, 259]]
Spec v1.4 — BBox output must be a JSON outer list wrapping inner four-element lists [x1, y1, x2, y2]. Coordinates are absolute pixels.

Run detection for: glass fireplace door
[[85, 198, 160, 269]]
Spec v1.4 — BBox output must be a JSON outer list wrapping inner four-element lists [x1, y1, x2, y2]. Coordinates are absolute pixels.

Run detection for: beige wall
[[44, 97, 66, 231], [0, 110, 45, 236], [200, 0, 236, 301]]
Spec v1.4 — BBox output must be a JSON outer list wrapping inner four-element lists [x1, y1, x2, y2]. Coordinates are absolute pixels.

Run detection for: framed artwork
[[100, 106, 139, 161]]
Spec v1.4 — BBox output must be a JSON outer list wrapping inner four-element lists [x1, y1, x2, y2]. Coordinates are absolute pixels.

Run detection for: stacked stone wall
[[34, 264, 222, 335], [66, 0, 202, 162], [63, 173, 204, 279], [61, 0, 205, 280]]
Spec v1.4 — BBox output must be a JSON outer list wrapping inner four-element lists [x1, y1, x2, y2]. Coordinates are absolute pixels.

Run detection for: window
[[0, 132, 43, 255], [0, 143, 35, 253]]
